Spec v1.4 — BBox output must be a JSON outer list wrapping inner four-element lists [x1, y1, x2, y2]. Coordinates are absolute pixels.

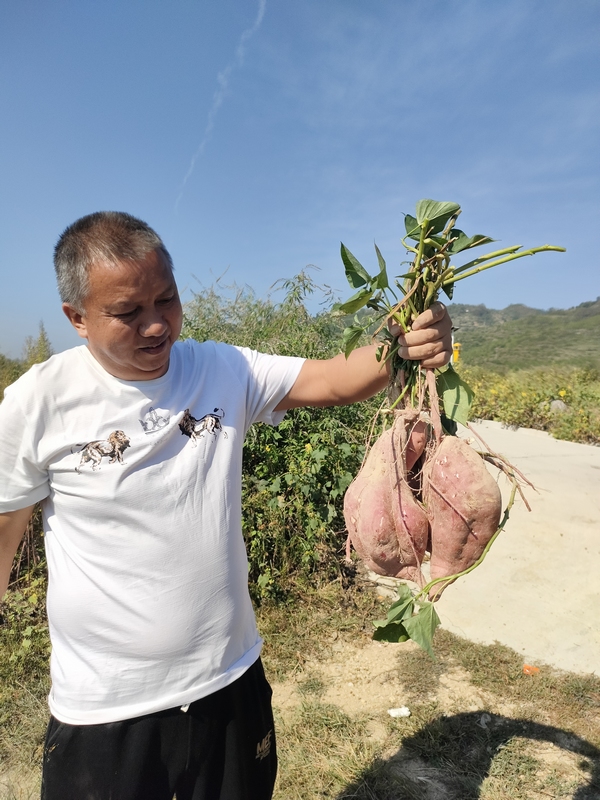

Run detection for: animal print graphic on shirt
[[179, 408, 227, 447], [74, 431, 131, 473]]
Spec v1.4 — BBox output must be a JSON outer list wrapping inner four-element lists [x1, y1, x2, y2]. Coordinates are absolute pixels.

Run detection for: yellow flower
[[558, 389, 566, 397], [265, 445, 271, 451], [521, 392, 527, 397], [305, 443, 313, 452]]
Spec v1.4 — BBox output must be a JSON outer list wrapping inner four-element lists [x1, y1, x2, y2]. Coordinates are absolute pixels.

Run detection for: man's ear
[[62, 304, 89, 340]]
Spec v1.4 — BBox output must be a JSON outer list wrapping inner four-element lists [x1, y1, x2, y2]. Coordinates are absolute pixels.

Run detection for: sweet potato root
[[424, 435, 502, 598], [344, 412, 429, 585]]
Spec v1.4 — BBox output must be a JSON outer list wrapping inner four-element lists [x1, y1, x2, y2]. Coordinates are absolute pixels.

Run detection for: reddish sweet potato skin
[[344, 414, 429, 585], [424, 436, 502, 597], [405, 418, 428, 472]]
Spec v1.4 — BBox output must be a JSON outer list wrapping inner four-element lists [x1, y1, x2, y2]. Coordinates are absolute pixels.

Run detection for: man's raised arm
[[0, 505, 35, 600], [276, 302, 452, 411]]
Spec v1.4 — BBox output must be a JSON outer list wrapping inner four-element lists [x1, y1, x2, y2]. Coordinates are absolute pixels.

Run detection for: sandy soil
[[272, 637, 595, 799], [0, 769, 39, 800]]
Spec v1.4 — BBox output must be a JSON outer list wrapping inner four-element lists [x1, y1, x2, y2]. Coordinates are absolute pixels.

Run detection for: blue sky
[[1, 0, 598, 357]]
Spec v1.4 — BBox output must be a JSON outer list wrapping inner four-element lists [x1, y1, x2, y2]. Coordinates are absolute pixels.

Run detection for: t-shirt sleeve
[[234, 347, 305, 428], [0, 382, 50, 512]]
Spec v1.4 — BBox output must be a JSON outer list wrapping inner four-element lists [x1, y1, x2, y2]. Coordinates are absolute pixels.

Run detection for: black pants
[[41, 658, 277, 800]]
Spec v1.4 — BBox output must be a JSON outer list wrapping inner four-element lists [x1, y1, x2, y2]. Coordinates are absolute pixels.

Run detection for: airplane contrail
[[175, 0, 267, 211]]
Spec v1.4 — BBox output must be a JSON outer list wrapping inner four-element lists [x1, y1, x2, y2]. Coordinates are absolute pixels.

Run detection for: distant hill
[[448, 298, 600, 372]]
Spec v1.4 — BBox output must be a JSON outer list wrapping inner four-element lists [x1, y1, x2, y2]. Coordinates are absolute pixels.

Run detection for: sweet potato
[[423, 436, 502, 598], [344, 412, 429, 585], [405, 417, 428, 472]]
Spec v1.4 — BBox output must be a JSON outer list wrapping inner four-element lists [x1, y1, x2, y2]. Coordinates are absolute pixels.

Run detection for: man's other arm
[[276, 302, 452, 411], [0, 506, 34, 600]]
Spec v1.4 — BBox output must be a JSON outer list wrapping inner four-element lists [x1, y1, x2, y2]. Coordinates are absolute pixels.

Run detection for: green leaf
[[373, 584, 415, 630], [385, 596, 415, 624], [335, 288, 374, 315], [257, 573, 270, 589], [449, 230, 495, 254], [442, 282, 455, 301], [340, 243, 372, 288], [373, 622, 410, 643], [436, 366, 474, 425], [415, 200, 461, 234], [440, 413, 458, 436], [373, 244, 389, 290], [402, 602, 441, 657], [404, 214, 420, 240], [366, 298, 387, 312], [342, 325, 365, 358], [392, 583, 414, 604]]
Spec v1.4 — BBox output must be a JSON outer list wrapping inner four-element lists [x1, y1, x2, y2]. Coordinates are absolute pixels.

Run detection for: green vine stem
[[448, 245, 565, 285]]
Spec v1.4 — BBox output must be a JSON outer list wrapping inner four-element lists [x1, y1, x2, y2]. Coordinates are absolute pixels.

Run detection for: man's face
[[63, 249, 183, 381]]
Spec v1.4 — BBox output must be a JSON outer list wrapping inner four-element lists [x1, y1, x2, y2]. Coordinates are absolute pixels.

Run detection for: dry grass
[[0, 671, 47, 799], [260, 583, 600, 800], [1, 581, 600, 799]]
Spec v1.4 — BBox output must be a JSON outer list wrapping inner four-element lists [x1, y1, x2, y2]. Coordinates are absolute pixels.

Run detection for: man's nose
[[138, 309, 168, 336]]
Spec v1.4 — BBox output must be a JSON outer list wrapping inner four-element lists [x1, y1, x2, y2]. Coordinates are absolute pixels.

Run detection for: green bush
[[460, 365, 600, 445], [0, 353, 25, 396], [241, 403, 375, 597]]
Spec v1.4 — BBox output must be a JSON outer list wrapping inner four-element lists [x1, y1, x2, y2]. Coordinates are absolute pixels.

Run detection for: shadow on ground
[[337, 712, 600, 799]]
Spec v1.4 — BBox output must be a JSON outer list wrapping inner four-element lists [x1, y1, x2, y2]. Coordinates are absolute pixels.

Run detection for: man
[[0, 212, 451, 799]]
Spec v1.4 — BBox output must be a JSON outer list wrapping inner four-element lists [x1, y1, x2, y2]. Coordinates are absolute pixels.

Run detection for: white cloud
[[175, 0, 267, 210]]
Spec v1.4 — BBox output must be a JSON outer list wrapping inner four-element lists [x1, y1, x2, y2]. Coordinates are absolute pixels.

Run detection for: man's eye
[[158, 296, 175, 305], [115, 309, 138, 319]]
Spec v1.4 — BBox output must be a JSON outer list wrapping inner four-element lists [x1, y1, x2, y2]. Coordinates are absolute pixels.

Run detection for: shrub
[[460, 365, 600, 445]]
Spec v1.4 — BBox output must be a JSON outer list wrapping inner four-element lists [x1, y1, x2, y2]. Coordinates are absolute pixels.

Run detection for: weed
[[297, 674, 326, 698], [274, 700, 381, 799]]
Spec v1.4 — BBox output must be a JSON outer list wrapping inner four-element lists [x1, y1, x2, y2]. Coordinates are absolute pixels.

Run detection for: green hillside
[[448, 298, 600, 372]]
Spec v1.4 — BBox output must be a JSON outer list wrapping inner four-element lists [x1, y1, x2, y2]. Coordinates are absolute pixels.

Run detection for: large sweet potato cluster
[[344, 411, 502, 599]]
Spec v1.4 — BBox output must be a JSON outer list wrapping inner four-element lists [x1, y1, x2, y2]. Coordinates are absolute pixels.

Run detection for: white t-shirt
[[0, 340, 304, 724]]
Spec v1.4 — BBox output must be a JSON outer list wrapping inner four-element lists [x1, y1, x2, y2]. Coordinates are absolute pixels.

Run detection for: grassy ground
[[257, 582, 600, 799], [2, 580, 600, 798]]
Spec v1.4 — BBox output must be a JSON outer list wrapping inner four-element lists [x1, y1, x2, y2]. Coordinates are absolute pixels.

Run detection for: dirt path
[[438, 420, 600, 676], [271, 636, 596, 799]]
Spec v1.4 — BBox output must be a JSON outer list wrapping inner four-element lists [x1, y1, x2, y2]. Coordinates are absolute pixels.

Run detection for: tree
[[23, 322, 53, 369], [0, 353, 25, 396]]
